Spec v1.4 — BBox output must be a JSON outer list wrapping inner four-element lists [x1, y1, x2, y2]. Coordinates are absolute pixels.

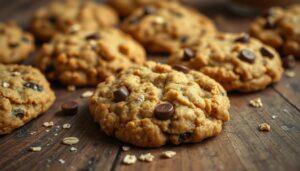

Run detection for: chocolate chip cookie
[[121, 1, 216, 54], [0, 64, 55, 134], [90, 62, 230, 147], [168, 32, 283, 92], [0, 22, 35, 64], [37, 27, 146, 86], [109, 0, 180, 17], [250, 5, 300, 59], [31, 0, 119, 41]]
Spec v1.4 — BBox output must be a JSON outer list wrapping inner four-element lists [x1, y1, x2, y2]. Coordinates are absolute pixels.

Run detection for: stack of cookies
[[0, 0, 299, 148]]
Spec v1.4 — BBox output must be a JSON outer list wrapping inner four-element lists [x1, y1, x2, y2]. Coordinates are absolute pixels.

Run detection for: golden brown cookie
[[250, 5, 300, 59], [168, 32, 283, 92], [37, 27, 146, 86], [90, 62, 230, 147], [0, 64, 55, 134], [31, 0, 119, 41], [122, 1, 216, 54], [0, 22, 35, 64]]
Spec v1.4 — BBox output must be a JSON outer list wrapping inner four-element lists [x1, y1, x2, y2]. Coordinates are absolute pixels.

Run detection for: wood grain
[[0, 0, 299, 171]]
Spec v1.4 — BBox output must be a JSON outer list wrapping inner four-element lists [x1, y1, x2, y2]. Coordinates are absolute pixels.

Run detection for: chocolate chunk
[[264, 18, 276, 29], [114, 86, 129, 102], [262, 9, 274, 18], [48, 16, 57, 24], [144, 6, 156, 15], [24, 82, 43, 92], [239, 49, 256, 63], [154, 103, 175, 120], [182, 48, 195, 61], [282, 55, 296, 69], [9, 43, 19, 48], [12, 108, 25, 118], [45, 63, 55, 73], [178, 132, 192, 143], [260, 47, 274, 58], [234, 34, 250, 43], [172, 64, 190, 73], [128, 16, 141, 25], [179, 36, 189, 43], [61, 101, 78, 115], [85, 32, 100, 40]]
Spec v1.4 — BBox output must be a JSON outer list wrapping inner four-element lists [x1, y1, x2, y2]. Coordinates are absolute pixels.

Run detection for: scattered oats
[[30, 146, 42, 152], [30, 131, 37, 135], [63, 123, 71, 129], [12, 71, 21, 76], [123, 155, 137, 165], [136, 95, 145, 103], [81, 91, 93, 98], [271, 115, 277, 119], [285, 70, 295, 78], [139, 153, 154, 162], [258, 123, 271, 132], [161, 151, 176, 158], [153, 16, 165, 24], [122, 146, 130, 152], [43, 121, 54, 127], [63, 137, 79, 145], [2, 82, 10, 88], [46, 129, 50, 132], [70, 147, 78, 152], [58, 159, 65, 164], [249, 98, 263, 108], [67, 85, 76, 92]]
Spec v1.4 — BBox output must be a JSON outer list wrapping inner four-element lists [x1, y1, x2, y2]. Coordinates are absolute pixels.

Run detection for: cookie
[[168, 32, 283, 92], [0, 64, 55, 134], [37, 27, 146, 86], [90, 62, 230, 147], [109, 0, 180, 17], [31, 0, 119, 41], [0, 22, 35, 64], [250, 5, 300, 59], [121, 1, 216, 54]]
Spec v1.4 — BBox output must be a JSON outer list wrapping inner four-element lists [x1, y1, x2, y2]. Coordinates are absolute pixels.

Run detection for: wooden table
[[0, 0, 299, 171]]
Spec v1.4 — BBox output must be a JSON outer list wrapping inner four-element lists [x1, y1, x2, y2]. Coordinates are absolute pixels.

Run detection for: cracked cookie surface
[[31, 0, 119, 41], [250, 5, 300, 58], [90, 62, 230, 147], [168, 32, 283, 92], [122, 1, 216, 54], [0, 64, 55, 134], [37, 27, 146, 86], [0, 22, 35, 64]]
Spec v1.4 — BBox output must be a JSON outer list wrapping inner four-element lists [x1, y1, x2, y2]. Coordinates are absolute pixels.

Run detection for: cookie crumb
[[46, 129, 50, 132], [139, 153, 154, 162], [30, 131, 37, 135], [67, 85, 76, 92], [122, 146, 130, 151], [54, 133, 58, 136], [249, 98, 263, 108], [12, 71, 21, 76], [43, 121, 54, 127], [70, 147, 77, 152], [30, 146, 42, 152], [123, 155, 137, 165], [58, 159, 65, 164], [62, 137, 79, 145], [81, 91, 93, 98], [271, 115, 277, 119], [258, 123, 271, 132], [2, 82, 10, 88], [161, 151, 176, 158], [285, 70, 295, 78], [63, 123, 71, 129]]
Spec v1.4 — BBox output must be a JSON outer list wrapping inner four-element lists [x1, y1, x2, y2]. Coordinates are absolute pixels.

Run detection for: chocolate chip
[[85, 32, 100, 40], [24, 82, 43, 92], [61, 101, 78, 115], [179, 36, 189, 43], [239, 49, 256, 63], [48, 16, 57, 24], [114, 86, 129, 102], [260, 47, 274, 58], [9, 43, 19, 48], [154, 103, 175, 120], [264, 18, 276, 29], [282, 55, 296, 69], [234, 34, 250, 43], [21, 36, 29, 43], [178, 132, 192, 143], [182, 48, 195, 61], [262, 9, 274, 18], [172, 64, 190, 73], [144, 6, 156, 15], [45, 63, 55, 73], [12, 108, 25, 118], [128, 16, 140, 24]]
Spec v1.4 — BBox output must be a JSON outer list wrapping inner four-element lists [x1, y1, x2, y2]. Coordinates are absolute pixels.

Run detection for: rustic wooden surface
[[0, 0, 300, 171]]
